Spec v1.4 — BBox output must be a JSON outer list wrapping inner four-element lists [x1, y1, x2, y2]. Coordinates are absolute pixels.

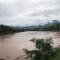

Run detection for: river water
[[0, 31, 60, 60]]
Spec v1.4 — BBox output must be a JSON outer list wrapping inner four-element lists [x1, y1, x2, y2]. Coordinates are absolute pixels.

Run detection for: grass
[[53, 47, 60, 60]]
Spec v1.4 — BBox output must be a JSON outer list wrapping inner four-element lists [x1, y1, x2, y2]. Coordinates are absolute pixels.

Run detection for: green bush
[[23, 38, 56, 60]]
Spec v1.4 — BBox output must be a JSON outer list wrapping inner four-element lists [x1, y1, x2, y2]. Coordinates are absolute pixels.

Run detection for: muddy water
[[0, 31, 60, 60]]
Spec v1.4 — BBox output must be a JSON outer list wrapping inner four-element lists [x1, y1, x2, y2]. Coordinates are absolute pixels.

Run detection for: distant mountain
[[0, 20, 60, 35]]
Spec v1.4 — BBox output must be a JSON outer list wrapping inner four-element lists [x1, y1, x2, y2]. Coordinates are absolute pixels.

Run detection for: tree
[[23, 38, 56, 60]]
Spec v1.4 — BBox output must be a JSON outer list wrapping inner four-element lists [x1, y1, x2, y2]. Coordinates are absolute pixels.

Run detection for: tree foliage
[[23, 38, 56, 60], [0, 25, 24, 35], [23, 20, 60, 31]]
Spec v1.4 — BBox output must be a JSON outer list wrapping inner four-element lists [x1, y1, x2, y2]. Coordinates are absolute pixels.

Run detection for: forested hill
[[0, 25, 24, 35], [0, 20, 60, 35], [42, 20, 60, 31], [23, 20, 60, 31]]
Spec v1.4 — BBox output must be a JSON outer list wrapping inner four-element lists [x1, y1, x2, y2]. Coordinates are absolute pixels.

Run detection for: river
[[0, 31, 60, 60]]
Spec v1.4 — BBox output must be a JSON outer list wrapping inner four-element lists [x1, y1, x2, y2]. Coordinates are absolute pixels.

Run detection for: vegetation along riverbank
[[23, 38, 60, 60], [0, 20, 60, 35]]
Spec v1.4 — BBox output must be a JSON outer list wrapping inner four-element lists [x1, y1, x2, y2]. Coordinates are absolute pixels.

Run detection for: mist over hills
[[0, 20, 60, 35]]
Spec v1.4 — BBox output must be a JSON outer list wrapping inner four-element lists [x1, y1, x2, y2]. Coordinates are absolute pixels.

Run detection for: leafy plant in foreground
[[23, 38, 56, 60]]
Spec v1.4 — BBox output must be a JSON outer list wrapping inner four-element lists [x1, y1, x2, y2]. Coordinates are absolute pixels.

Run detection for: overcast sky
[[0, 0, 60, 26]]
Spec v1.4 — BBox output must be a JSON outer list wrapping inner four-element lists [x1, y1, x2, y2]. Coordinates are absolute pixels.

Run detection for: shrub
[[23, 38, 56, 60]]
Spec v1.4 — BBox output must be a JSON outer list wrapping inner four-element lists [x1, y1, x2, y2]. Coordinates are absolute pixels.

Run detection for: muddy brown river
[[0, 31, 60, 60]]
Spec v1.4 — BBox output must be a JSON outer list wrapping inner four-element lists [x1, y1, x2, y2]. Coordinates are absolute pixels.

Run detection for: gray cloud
[[0, 0, 60, 26]]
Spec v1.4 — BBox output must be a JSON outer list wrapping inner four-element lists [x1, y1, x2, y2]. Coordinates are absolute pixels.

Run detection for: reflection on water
[[0, 31, 60, 60]]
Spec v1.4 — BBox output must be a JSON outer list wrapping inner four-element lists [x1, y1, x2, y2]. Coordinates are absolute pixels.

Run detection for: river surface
[[0, 31, 60, 60]]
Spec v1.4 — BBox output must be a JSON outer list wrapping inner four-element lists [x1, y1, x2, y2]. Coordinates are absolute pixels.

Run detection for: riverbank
[[54, 47, 60, 60]]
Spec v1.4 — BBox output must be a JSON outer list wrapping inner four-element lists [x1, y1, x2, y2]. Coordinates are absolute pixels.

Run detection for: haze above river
[[0, 31, 60, 60]]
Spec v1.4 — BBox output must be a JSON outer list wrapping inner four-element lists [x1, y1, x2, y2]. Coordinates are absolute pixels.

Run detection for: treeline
[[0, 25, 25, 35], [0, 20, 60, 35], [23, 20, 60, 31], [43, 20, 60, 31]]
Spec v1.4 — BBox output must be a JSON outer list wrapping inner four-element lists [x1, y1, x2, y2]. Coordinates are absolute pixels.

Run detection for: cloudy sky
[[0, 0, 60, 26]]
